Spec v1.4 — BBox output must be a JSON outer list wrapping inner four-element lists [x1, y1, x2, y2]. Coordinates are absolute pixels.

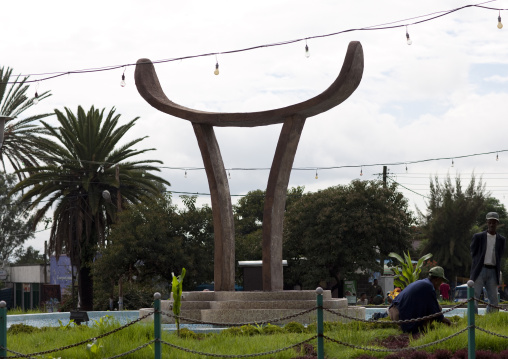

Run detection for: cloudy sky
[[3, 0, 508, 251]]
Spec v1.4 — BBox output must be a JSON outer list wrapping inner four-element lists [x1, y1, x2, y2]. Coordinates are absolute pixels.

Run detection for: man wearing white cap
[[470, 212, 506, 313]]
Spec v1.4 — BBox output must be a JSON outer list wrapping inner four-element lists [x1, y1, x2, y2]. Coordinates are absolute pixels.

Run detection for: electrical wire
[[2, 1, 504, 85], [26, 148, 508, 173]]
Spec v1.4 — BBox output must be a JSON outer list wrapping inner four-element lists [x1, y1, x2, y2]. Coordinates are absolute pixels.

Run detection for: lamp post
[[103, 186, 124, 310], [0, 116, 12, 149]]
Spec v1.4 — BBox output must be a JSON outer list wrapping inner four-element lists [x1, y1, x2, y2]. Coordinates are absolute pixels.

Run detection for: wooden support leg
[[192, 123, 235, 291], [262, 115, 306, 291]]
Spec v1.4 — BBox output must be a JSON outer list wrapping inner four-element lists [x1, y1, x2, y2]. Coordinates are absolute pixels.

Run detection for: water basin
[[7, 311, 139, 329], [6, 307, 487, 331]]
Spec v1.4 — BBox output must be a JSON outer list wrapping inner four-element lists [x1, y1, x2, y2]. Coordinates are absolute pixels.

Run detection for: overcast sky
[[3, 0, 508, 252]]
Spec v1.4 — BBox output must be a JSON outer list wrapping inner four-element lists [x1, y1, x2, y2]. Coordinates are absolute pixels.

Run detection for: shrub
[[8, 324, 41, 335], [220, 327, 243, 336], [284, 321, 306, 333], [262, 323, 284, 335], [240, 324, 261, 336], [409, 351, 431, 359], [178, 327, 201, 339], [451, 348, 467, 359], [433, 349, 452, 359]]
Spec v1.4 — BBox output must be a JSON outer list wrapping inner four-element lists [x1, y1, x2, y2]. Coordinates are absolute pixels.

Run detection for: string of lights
[[27, 148, 508, 174], [2, 1, 505, 85]]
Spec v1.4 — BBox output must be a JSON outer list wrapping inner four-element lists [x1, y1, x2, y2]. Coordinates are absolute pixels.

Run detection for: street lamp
[[102, 189, 111, 201], [0, 116, 12, 149]]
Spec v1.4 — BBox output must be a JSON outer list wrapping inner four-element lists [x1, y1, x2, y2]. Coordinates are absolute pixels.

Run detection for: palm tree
[[0, 66, 52, 177], [13, 105, 170, 310]]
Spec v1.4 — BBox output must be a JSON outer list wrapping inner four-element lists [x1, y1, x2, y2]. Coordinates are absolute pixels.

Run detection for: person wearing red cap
[[470, 212, 506, 313]]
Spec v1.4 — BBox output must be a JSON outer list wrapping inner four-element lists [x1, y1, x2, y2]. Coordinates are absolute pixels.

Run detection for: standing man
[[388, 267, 452, 333], [470, 212, 506, 313], [368, 278, 383, 304]]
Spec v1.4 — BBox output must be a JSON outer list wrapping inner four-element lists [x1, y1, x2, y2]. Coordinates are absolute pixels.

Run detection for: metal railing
[[0, 280, 506, 358]]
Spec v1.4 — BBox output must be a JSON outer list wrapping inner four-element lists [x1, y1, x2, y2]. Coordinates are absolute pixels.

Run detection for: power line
[[2, 1, 504, 85], [387, 177, 431, 199], [29, 148, 508, 173]]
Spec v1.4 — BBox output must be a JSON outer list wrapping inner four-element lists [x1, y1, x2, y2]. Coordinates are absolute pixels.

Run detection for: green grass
[[7, 307, 45, 315], [4, 312, 508, 358]]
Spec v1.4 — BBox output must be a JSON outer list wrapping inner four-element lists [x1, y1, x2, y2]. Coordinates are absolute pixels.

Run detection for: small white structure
[[8, 264, 49, 310]]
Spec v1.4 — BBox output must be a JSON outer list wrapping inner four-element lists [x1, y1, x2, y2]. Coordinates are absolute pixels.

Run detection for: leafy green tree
[[13, 246, 45, 265], [234, 187, 304, 262], [13, 106, 169, 310], [418, 174, 486, 283], [0, 66, 52, 176], [283, 180, 414, 290], [0, 172, 34, 264], [177, 195, 215, 288], [94, 194, 214, 299]]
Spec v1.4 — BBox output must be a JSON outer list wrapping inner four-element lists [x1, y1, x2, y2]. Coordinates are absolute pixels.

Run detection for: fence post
[[467, 280, 475, 359], [316, 287, 324, 359], [0, 301, 6, 359], [154, 292, 161, 359]]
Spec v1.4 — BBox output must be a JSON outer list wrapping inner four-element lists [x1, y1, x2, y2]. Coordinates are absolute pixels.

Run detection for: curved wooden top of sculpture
[[135, 41, 364, 127]]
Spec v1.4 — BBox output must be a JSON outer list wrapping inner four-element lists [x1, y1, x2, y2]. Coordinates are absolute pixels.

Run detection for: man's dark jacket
[[470, 231, 506, 284]]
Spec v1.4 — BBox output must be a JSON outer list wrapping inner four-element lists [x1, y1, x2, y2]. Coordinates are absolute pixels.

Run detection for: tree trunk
[[78, 264, 93, 310]]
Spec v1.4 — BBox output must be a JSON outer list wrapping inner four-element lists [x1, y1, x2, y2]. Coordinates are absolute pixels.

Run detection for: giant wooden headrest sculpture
[[135, 41, 364, 291]]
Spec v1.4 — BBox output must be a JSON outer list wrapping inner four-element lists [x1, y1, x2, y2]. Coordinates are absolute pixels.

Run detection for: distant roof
[[238, 260, 288, 267]]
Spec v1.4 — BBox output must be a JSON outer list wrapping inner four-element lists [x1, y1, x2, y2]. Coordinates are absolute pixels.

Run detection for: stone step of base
[[176, 290, 331, 302], [161, 298, 346, 311], [161, 301, 211, 311], [200, 307, 364, 326], [208, 299, 346, 310], [140, 307, 365, 325]]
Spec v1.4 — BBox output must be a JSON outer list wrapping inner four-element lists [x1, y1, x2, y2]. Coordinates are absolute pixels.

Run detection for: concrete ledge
[[141, 290, 357, 325], [214, 290, 331, 301], [209, 299, 345, 310], [201, 307, 365, 325], [161, 301, 211, 311]]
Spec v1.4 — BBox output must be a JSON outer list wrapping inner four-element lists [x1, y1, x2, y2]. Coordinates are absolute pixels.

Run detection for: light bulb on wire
[[228, 171, 231, 180], [405, 164, 408, 173], [214, 55, 220, 76], [184, 170, 187, 178], [360, 167, 363, 176], [451, 159, 454, 167], [496, 153, 499, 161], [120, 73, 126, 87], [305, 42, 310, 58], [315, 169, 318, 180], [498, 12, 503, 29], [33, 82, 40, 105], [406, 26, 412, 45]]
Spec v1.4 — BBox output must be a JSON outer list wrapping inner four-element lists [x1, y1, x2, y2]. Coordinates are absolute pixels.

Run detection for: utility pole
[[44, 241, 48, 284], [383, 166, 387, 188], [115, 164, 124, 310]]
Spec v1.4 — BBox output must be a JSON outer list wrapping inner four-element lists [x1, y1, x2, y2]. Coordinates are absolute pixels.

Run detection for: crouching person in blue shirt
[[388, 266, 452, 334]]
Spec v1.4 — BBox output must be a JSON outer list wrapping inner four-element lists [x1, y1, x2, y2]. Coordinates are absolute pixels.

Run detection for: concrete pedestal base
[[140, 290, 365, 325]]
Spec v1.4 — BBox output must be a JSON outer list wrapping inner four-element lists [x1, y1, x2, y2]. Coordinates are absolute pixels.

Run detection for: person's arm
[[470, 233, 481, 279], [470, 233, 480, 258], [426, 285, 445, 322]]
